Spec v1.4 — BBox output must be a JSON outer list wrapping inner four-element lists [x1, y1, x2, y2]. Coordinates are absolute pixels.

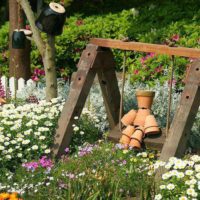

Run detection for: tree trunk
[[17, 0, 58, 101], [9, 0, 31, 80], [43, 35, 57, 101]]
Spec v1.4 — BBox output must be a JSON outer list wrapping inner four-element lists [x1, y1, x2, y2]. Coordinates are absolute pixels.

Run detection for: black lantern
[[35, 2, 66, 36], [12, 30, 26, 49]]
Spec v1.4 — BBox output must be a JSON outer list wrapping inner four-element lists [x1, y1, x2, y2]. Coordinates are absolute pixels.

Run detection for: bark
[[43, 36, 57, 101], [16, 0, 58, 101], [17, 0, 44, 56], [9, 0, 31, 80]]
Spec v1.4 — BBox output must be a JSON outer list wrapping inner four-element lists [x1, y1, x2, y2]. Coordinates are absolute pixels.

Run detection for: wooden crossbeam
[[90, 38, 200, 58]]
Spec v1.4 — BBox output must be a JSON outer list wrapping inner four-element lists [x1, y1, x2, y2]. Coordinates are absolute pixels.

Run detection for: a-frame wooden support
[[53, 44, 121, 157], [53, 38, 200, 160], [160, 60, 200, 161]]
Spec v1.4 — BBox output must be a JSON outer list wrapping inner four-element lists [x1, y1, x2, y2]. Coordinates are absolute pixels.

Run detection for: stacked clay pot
[[119, 90, 161, 149]]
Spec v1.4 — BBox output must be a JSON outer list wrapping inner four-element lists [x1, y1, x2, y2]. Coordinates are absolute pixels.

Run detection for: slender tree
[[16, 0, 56, 101]]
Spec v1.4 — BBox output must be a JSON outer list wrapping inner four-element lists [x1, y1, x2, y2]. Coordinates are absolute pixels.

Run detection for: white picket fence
[[0, 76, 36, 97]]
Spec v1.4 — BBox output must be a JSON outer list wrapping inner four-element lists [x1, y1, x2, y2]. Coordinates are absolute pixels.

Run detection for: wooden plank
[[97, 66, 121, 129], [108, 124, 166, 151], [160, 60, 200, 161], [53, 45, 99, 157], [90, 38, 200, 58]]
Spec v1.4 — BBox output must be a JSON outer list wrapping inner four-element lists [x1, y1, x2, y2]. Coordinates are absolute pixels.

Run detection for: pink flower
[[149, 52, 155, 58], [171, 34, 180, 42], [133, 69, 139, 75], [31, 75, 39, 82], [155, 65, 163, 73]]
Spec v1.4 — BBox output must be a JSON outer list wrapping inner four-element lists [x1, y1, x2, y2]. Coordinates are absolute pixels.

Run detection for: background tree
[[15, 0, 72, 101], [9, 0, 31, 81]]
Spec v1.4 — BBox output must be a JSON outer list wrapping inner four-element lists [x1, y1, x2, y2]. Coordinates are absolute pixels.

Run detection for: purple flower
[[39, 156, 53, 170], [65, 147, 70, 154], [22, 161, 39, 171], [115, 143, 124, 150]]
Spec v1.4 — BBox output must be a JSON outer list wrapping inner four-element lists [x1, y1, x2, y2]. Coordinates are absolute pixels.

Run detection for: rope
[[166, 55, 175, 136], [119, 51, 127, 131]]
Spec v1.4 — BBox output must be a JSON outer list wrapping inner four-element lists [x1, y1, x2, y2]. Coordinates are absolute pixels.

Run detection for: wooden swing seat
[[108, 124, 165, 151]]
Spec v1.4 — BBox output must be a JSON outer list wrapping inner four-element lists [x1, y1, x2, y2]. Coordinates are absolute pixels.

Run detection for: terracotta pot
[[136, 90, 155, 109], [0, 98, 6, 105], [119, 125, 135, 146], [35, 2, 66, 36], [144, 115, 160, 136], [121, 109, 137, 126], [12, 30, 26, 49], [129, 126, 144, 149], [133, 108, 150, 127]]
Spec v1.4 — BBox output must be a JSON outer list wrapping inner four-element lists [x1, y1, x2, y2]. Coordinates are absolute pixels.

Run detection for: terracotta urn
[[12, 30, 26, 49], [133, 108, 150, 127], [136, 90, 155, 109], [35, 2, 66, 36], [119, 125, 135, 147], [144, 115, 160, 136], [121, 109, 137, 126], [129, 126, 144, 149]]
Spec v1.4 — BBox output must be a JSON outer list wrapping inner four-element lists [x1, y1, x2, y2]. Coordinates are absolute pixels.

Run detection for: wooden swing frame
[[52, 38, 200, 162]]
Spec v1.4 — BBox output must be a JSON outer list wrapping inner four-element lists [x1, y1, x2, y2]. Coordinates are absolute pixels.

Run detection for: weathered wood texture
[[90, 38, 200, 58], [160, 60, 200, 161], [53, 45, 121, 157], [97, 67, 120, 129]]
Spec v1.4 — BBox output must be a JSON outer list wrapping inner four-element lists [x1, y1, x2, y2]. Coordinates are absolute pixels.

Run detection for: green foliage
[[0, 22, 9, 76], [0, 143, 157, 199], [1, 0, 200, 85]]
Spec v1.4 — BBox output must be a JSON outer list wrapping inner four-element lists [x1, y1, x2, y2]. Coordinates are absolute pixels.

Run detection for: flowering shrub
[[155, 155, 200, 200], [0, 143, 157, 199], [31, 68, 45, 82], [0, 98, 64, 169]]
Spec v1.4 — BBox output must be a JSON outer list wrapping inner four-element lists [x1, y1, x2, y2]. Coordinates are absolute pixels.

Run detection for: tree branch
[[17, 0, 45, 56]]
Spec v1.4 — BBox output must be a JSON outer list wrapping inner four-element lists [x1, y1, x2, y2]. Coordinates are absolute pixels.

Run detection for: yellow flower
[[123, 150, 129, 154], [0, 193, 10, 199], [149, 153, 155, 159], [130, 158, 137, 162]]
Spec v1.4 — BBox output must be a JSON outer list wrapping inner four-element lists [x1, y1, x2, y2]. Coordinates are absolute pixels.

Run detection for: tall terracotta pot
[[136, 90, 155, 109], [133, 108, 150, 127]]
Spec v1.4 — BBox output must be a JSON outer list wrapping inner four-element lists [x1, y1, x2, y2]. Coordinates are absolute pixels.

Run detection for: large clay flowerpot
[[12, 30, 26, 49], [136, 90, 155, 109], [35, 2, 66, 36], [119, 125, 135, 147], [144, 115, 161, 136], [129, 126, 144, 149], [121, 109, 137, 126], [133, 108, 150, 127]]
